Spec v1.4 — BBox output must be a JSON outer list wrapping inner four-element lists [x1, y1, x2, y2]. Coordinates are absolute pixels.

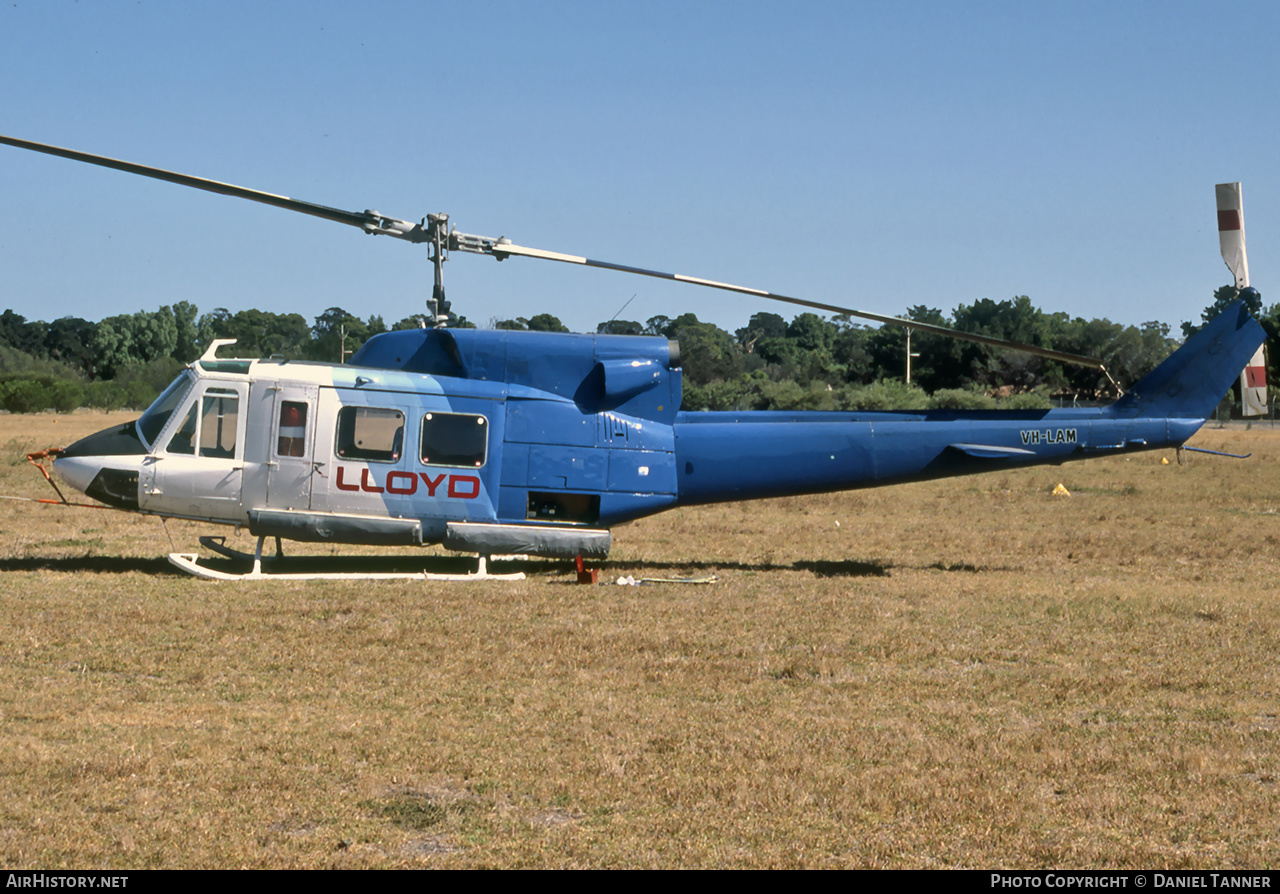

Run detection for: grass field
[[1, 411, 1277, 868]]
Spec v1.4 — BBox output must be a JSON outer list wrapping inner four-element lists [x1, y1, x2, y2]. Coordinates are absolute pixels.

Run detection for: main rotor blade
[[492, 242, 1109, 373], [0, 134, 429, 242], [0, 133, 1110, 375]]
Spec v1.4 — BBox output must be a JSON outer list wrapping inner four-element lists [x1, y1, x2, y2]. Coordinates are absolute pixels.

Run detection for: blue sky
[[2, 1, 1277, 337]]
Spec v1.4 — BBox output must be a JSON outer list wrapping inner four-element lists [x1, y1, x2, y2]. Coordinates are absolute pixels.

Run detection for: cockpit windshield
[[137, 372, 195, 450]]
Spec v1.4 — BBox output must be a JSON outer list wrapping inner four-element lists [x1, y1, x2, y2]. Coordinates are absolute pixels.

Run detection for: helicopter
[[0, 134, 1268, 580]]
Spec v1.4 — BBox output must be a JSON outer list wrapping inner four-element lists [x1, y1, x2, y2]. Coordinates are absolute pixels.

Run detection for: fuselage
[[51, 303, 1267, 559]]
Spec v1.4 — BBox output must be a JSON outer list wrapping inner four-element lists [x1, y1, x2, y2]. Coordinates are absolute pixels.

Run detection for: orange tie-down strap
[[15, 449, 142, 513], [20, 447, 122, 510]]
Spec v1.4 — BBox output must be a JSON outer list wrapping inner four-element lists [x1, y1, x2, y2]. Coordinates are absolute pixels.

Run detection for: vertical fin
[[1109, 301, 1265, 420]]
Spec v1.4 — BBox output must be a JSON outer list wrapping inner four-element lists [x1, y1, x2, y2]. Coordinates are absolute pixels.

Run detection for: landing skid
[[168, 535, 526, 582]]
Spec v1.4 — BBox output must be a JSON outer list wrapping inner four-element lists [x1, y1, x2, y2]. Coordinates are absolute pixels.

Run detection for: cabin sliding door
[[262, 383, 320, 511]]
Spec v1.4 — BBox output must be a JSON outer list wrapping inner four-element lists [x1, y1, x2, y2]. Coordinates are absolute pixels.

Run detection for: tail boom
[[673, 302, 1265, 506]]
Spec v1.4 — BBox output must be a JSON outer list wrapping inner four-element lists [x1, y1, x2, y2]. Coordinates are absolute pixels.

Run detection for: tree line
[[0, 285, 1273, 414], [590, 284, 1278, 412], [0, 303, 442, 413]]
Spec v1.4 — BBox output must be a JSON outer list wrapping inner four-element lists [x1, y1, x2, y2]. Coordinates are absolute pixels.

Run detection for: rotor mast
[[425, 213, 449, 326]]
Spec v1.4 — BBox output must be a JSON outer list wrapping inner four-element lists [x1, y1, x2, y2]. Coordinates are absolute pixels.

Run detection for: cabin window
[[335, 406, 404, 463], [420, 412, 487, 468], [199, 389, 240, 459], [277, 401, 308, 458]]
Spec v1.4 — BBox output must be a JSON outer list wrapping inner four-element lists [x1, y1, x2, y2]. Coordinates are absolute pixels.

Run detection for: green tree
[[89, 317, 132, 379], [307, 307, 373, 362], [949, 296, 1050, 390], [834, 379, 929, 411], [831, 318, 875, 384], [1046, 314, 1125, 397], [198, 308, 312, 359], [0, 310, 47, 356], [1102, 321, 1176, 391], [46, 379, 85, 413], [1182, 285, 1260, 338], [495, 314, 570, 333], [0, 379, 50, 413], [526, 313, 569, 333], [784, 313, 843, 385], [90, 310, 180, 378], [644, 315, 672, 337], [868, 306, 949, 389], [167, 301, 201, 363], [196, 308, 233, 349], [597, 319, 644, 335], [666, 314, 743, 386], [393, 315, 428, 331], [45, 317, 95, 374], [736, 312, 787, 352]]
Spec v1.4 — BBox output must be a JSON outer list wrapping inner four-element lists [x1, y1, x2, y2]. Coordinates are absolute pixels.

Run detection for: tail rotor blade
[[1216, 182, 1249, 288], [1242, 344, 1268, 417], [1217, 182, 1266, 416]]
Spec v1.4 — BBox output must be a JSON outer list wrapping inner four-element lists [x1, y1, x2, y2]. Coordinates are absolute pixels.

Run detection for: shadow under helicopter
[[0, 555, 181, 576], [0, 554, 1016, 579]]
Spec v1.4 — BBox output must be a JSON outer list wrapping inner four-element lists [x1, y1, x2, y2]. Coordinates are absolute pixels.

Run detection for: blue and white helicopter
[[1, 135, 1267, 580]]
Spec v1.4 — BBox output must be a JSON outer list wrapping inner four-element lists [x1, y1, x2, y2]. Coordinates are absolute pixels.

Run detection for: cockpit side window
[[156, 384, 242, 459], [199, 389, 240, 458]]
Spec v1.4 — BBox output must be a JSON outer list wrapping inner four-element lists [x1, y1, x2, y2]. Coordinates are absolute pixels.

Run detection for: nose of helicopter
[[51, 454, 103, 494], [50, 418, 147, 507]]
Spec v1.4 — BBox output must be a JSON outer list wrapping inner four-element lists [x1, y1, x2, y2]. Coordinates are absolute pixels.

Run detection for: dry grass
[[1, 411, 1278, 868]]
